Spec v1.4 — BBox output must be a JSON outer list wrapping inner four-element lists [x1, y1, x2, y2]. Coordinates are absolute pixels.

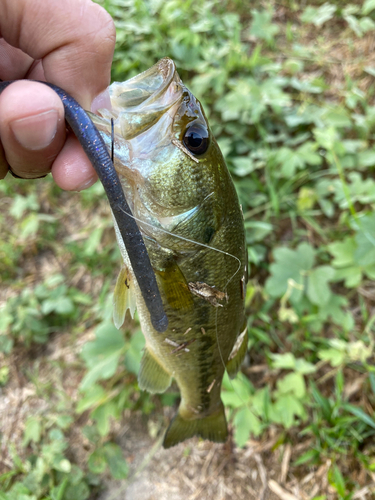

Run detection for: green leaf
[[318, 347, 346, 367], [53, 458, 71, 473], [270, 352, 296, 370], [352, 16, 375, 36], [92, 401, 118, 436], [50, 478, 69, 500], [300, 4, 336, 26], [297, 187, 318, 211], [310, 383, 332, 422], [102, 442, 129, 479], [270, 353, 315, 375], [335, 369, 344, 396], [329, 220, 375, 286], [80, 323, 126, 390], [251, 387, 271, 420], [221, 390, 246, 408], [369, 373, 375, 395], [323, 107, 351, 128], [245, 221, 273, 243], [81, 323, 125, 367], [344, 404, 375, 429], [333, 267, 362, 288], [316, 293, 352, 329], [313, 126, 338, 150], [346, 340, 372, 363], [249, 10, 279, 43], [20, 214, 40, 239], [56, 415, 73, 430], [293, 448, 320, 466], [222, 373, 253, 407], [357, 149, 375, 167], [328, 239, 356, 268], [9, 194, 39, 219], [83, 227, 104, 257], [354, 214, 375, 267], [68, 464, 85, 485], [363, 0, 375, 14], [330, 465, 346, 497], [276, 147, 305, 177], [77, 384, 106, 413], [234, 407, 262, 447], [307, 266, 335, 306], [276, 372, 306, 398], [294, 359, 317, 375], [124, 330, 145, 375], [265, 242, 315, 302], [361, 16, 375, 31], [271, 394, 305, 428], [88, 450, 107, 474], [22, 416, 41, 447], [64, 480, 90, 500], [231, 156, 255, 176], [0, 366, 9, 386]]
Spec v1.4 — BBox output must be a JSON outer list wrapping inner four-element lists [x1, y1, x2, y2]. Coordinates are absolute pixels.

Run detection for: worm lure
[[0, 80, 168, 333]]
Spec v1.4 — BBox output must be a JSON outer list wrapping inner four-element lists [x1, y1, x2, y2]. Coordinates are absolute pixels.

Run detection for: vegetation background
[[1, 0, 375, 498]]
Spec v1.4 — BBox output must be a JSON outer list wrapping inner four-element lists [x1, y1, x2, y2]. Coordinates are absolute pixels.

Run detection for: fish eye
[[183, 124, 209, 156]]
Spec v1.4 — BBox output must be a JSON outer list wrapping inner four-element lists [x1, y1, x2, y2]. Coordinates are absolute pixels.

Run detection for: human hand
[[0, 0, 115, 190]]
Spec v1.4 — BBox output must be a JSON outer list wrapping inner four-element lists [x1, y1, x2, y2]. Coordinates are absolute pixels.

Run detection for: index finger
[[0, 0, 116, 108]]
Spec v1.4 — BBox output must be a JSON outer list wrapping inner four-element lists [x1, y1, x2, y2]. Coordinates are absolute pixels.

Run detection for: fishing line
[[117, 204, 248, 395], [117, 205, 242, 284], [113, 128, 247, 404], [111, 118, 114, 163], [214, 307, 250, 409]]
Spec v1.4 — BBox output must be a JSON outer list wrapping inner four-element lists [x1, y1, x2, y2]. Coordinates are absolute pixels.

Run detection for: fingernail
[[91, 89, 112, 113], [10, 110, 59, 151], [76, 176, 97, 191]]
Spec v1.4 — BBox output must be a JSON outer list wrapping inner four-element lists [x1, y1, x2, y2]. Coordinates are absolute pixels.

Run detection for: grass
[[1, 1, 375, 498]]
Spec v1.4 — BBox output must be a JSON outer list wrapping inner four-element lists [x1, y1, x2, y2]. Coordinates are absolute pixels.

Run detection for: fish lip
[[107, 58, 184, 140], [110, 57, 182, 112]]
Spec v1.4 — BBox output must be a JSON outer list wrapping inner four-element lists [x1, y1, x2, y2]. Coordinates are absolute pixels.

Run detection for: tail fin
[[163, 403, 228, 449]]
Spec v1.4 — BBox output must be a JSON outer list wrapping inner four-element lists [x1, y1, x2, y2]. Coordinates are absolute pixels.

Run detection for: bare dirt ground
[[4, 343, 372, 500], [97, 419, 359, 500]]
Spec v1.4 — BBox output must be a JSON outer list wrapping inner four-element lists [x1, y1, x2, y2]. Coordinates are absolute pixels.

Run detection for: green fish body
[[91, 58, 247, 448]]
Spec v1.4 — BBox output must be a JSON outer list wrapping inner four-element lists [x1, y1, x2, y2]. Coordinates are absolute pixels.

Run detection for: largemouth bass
[[90, 58, 248, 448]]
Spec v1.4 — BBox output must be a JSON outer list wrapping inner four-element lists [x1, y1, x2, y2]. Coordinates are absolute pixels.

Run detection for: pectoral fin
[[113, 266, 136, 329], [156, 260, 194, 311], [226, 322, 248, 379], [138, 348, 172, 394]]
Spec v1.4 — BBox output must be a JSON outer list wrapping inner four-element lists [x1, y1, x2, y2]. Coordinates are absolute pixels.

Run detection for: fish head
[[92, 58, 229, 243]]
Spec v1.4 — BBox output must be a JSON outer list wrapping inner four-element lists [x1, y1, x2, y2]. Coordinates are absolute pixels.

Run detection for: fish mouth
[[107, 58, 184, 140]]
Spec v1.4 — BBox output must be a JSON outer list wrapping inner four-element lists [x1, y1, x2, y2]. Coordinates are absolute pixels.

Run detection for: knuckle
[[88, 5, 116, 57]]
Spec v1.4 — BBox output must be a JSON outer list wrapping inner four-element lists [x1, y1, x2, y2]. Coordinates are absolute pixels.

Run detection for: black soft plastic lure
[[0, 80, 168, 333]]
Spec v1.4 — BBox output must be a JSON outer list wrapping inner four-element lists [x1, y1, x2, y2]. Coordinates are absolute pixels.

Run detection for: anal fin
[[226, 322, 248, 379], [163, 402, 228, 449], [138, 348, 172, 394], [113, 266, 136, 329]]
